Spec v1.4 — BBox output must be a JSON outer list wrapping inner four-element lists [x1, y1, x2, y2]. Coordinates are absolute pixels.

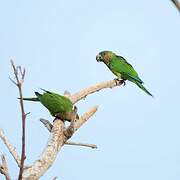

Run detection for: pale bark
[[70, 79, 122, 104], [22, 120, 64, 180], [0, 128, 21, 167], [22, 106, 98, 179], [0, 154, 11, 180], [0, 79, 121, 179]]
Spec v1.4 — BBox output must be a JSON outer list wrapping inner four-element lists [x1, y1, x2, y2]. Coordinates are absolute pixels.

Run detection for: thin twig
[[40, 119, 53, 132], [65, 141, 97, 149], [0, 154, 11, 180], [10, 60, 27, 180], [0, 128, 21, 167], [40, 118, 97, 149], [171, 0, 180, 12], [70, 79, 123, 104], [52, 177, 58, 180]]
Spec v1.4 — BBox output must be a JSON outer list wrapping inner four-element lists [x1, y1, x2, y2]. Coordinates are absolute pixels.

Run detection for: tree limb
[[0, 128, 21, 167], [0, 154, 11, 180], [40, 117, 98, 149], [65, 141, 97, 149], [22, 106, 97, 179], [74, 106, 98, 131], [7, 75, 119, 179], [22, 119, 64, 179], [39, 119, 53, 132], [70, 79, 123, 104]]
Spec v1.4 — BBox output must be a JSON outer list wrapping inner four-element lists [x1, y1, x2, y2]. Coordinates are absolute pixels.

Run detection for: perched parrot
[[21, 89, 78, 121], [96, 51, 153, 97]]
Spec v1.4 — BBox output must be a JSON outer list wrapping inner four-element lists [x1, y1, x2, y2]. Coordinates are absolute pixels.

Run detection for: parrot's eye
[[96, 54, 103, 61]]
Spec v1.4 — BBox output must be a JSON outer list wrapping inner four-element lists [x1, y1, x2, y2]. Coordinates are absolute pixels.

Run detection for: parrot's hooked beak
[[96, 54, 102, 62]]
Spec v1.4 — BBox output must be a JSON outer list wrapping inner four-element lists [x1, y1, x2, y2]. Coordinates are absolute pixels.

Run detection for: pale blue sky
[[0, 0, 180, 179]]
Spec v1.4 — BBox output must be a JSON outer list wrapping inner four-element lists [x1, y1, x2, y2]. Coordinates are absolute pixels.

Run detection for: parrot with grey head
[[96, 51, 153, 97], [21, 89, 79, 121]]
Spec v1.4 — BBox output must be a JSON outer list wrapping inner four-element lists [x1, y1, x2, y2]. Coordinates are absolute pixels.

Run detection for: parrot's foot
[[121, 79, 126, 86], [114, 78, 122, 86]]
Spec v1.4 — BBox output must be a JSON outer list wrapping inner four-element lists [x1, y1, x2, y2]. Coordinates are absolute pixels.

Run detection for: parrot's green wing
[[38, 91, 73, 116], [109, 56, 143, 84], [109, 56, 153, 97]]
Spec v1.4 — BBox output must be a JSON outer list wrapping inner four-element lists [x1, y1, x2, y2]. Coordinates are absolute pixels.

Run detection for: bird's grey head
[[96, 51, 114, 63]]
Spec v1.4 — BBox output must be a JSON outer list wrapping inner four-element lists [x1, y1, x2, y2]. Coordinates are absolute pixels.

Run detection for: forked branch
[[22, 106, 97, 179], [40, 118, 97, 149], [3, 61, 123, 179], [10, 60, 27, 180]]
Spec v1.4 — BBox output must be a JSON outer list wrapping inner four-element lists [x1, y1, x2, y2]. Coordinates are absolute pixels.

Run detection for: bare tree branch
[[0, 154, 11, 180], [171, 0, 180, 12], [65, 141, 97, 149], [40, 118, 98, 149], [22, 119, 65, 179], [74, 106, 98, 131], [52, 177, 58, 180], [70, 79, 123, 104], [22, 106, 97, 179], [10, 60, 27, 180], [0, 128, 21, 167], [8, 63, 120, 179], [40, 119, 53, 132], [16, 78, 119, 179]]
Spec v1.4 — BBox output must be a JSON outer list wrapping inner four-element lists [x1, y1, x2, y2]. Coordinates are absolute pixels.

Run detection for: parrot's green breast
[[39, 92, 73, 116]]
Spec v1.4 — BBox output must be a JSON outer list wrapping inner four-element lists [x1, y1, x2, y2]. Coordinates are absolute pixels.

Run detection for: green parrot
[[96, 51, 153, 97], [21, 89, 78, 121]]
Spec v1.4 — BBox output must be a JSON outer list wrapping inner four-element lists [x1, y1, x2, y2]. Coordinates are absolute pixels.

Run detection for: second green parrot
[[96, 51, 153, 97], [21, 89, 78, 121]]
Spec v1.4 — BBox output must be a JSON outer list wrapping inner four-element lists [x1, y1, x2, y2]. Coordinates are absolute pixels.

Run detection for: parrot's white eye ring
[[98, 55, 102, 60], [96, 54, 102, 61]]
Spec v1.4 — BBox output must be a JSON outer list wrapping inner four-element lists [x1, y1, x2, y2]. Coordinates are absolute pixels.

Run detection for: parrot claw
[[121, 80, 126, 86], [114, 78, 126, 86], [114, 78, 121, 86]]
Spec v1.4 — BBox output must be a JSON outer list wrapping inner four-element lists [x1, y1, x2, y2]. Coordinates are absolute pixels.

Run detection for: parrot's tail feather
[[35, 92, 43, 97], [18, 97, 39, 101], [135, 82, 153, 97], [40, 88, 51, 94]]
